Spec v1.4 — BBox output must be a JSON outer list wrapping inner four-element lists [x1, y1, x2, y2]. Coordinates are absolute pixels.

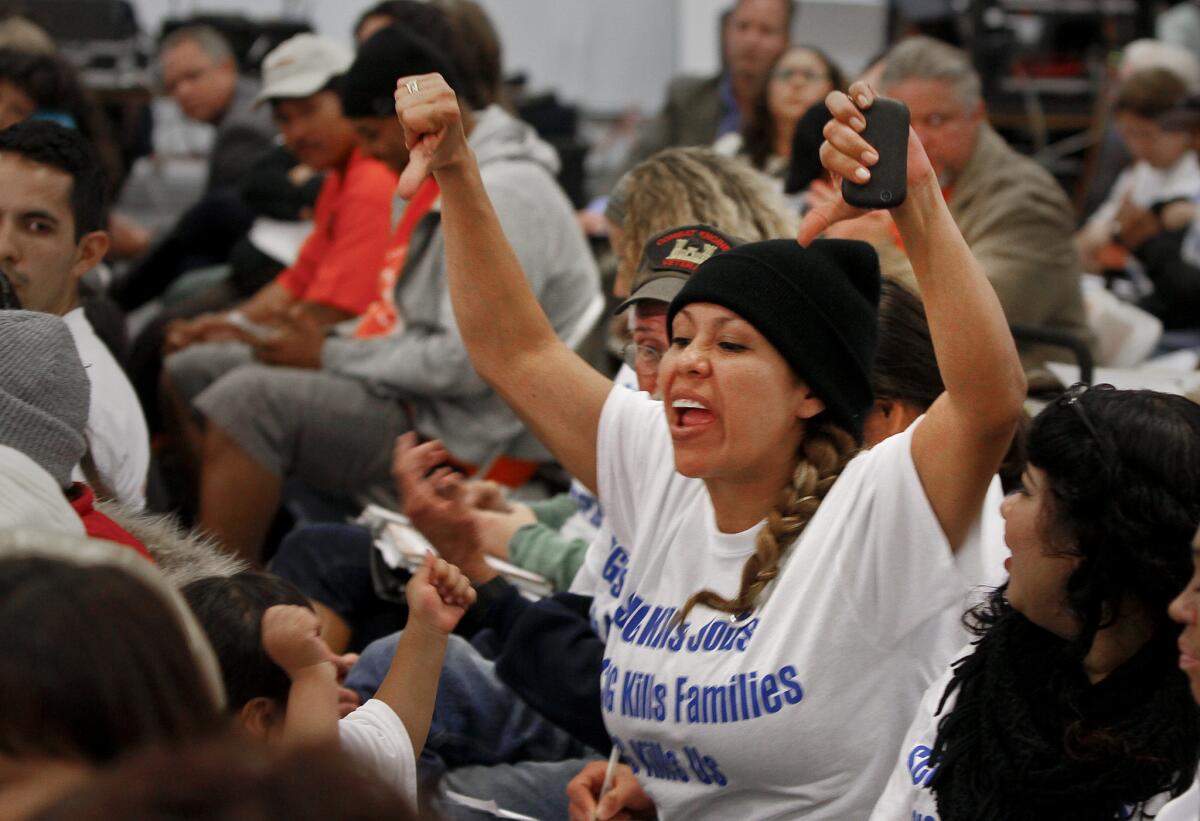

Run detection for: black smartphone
[[841, 97, 909, 210]]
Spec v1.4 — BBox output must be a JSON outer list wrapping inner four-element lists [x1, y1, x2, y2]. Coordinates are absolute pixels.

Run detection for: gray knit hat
[[0, 311, 89, 488]]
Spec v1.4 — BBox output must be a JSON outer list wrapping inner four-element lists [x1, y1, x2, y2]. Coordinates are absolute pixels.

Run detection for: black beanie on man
[[340, 25, 462, 119], [667, 238, 880, 441]]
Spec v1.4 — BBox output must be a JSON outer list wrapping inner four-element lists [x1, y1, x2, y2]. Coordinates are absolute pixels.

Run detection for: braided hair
[[677, 416, 858, 622], [929, 386, 1200, 819]]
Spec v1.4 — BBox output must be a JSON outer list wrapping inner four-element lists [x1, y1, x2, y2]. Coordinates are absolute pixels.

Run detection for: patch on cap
[[646, 226, 736, 274], [613, 224, 741, 315]]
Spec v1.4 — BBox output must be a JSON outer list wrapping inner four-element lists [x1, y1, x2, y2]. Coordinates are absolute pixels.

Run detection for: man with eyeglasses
[[112, 25, 279, 313], [159, 25, 276, 192], [830, 36, 1088, 369]]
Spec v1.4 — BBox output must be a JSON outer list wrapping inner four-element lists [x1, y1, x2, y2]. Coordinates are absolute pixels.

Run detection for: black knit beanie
[[667, 238, 880, 440], [340, 26, 462, 119]]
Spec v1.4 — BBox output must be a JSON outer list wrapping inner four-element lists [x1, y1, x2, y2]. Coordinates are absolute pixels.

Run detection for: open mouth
[[672, 398, 715, 428]]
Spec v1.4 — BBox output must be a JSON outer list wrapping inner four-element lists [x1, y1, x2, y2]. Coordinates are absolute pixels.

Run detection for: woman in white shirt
[[392, 76, 1026, 819], [872, 386, 1200, 820]]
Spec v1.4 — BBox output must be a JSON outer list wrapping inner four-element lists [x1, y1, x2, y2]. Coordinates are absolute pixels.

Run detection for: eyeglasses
[[1057, 382, 1114, 457], [622, 343, 663, 374], [772, 67, 829, 85]]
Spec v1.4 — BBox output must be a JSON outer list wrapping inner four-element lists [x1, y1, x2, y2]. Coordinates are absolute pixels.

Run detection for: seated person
[[160, 33, 397, 477], [1077, 67, 1200, 274], [163, 33, 396, 359], [354, 0, 504, 111], [628, 0, 792, 164], [0, 121, 150, 507], [270, 146, 797, 653], [0, 531, 224, 819], [0, 48, 125, 221], [111, 25, 277, 309], [713, 45, 844, 181], [814, 36, 1088, 368], [125, 139, 324, 432], [181, 560, 474, 807], [0, 311, 152, 557], [167, 28, 601, 563]]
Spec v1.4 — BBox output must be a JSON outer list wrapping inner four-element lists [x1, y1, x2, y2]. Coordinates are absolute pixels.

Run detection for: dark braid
[[676, 419, 858, 623]]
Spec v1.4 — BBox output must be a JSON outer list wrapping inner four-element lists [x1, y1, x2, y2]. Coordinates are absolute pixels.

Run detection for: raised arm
[[261, 605, 340, 749], [393, 74, 611, 493], [800, 82, 1026, 550], [373, 554, 475, 755]]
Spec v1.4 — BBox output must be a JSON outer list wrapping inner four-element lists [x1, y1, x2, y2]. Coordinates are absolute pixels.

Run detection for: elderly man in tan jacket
[[817, 36, 1088, 370]]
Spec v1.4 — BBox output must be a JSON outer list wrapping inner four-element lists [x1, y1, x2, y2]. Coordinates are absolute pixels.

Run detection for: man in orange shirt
[[163, 33, 397, 419]]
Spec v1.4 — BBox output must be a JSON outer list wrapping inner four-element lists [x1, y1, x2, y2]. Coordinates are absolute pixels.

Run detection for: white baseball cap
[[255, 33, 353, 106]]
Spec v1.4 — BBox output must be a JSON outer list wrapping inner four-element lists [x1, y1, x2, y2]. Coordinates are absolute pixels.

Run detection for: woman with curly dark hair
[[714, 45, 844, 180], [871, 384, 1200, 820]]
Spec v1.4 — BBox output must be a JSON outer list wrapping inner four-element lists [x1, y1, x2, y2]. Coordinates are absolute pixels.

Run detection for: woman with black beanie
[[393, 76, 1025, 819]]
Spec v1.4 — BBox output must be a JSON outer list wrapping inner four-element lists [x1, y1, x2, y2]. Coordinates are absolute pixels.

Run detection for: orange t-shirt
[[275, 147, 398, 315], [355, 177, 441, 339]]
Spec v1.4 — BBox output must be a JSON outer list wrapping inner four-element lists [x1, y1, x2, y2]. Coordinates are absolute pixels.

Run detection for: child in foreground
[[183, 554, 474, 807]]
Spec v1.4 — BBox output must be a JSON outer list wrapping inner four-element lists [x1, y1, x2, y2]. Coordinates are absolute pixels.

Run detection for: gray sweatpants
[[171, 343, 410, 504]]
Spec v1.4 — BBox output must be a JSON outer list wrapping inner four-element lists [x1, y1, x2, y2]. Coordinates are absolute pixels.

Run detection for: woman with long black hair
[[871, 385, 1200, 820]]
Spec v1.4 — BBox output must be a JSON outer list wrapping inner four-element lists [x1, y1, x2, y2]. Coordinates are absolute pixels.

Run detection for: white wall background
[[128, 0, 886, 114]]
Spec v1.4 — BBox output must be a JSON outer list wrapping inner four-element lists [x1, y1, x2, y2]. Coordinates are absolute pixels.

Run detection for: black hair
[[0, 558, 222, 763], [928, 386, 1200, 819], [0, 119, 106, 238], [870, 279, 1026, 488], [341, 25, 461, 119], [0, 47, 123, 193], [741, 45, 845, 171], [352, 0, 490, 109], [871, 279, 942, 410], [1115, 67, 1189, 122], [1023, 386, 1200, 647], [181, 572, 310, 711]]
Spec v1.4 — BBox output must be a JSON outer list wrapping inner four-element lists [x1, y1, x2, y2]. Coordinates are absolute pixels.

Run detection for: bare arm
[[373, 554, 475, 755], [295, 301, 354, 326], [394, 74, 612, 494], [261, 605, 340, 749], [802, 83, 1026, 550], [238, 280, 297, 324]]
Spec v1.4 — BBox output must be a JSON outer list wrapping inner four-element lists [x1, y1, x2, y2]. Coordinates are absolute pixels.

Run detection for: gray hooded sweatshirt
[[320, 105, 601, 466]]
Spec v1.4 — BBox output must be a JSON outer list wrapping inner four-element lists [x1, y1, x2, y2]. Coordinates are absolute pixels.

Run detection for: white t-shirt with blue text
[[569, 364, 641, 641], [596, 387, 999, 820], [869, 652, 1194, 821]]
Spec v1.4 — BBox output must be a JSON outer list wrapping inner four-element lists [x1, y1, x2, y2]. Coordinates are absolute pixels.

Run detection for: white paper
[[442, 789, 543, 821], [248, 217, 313, 265]]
